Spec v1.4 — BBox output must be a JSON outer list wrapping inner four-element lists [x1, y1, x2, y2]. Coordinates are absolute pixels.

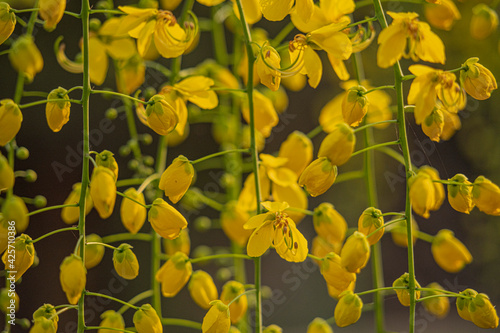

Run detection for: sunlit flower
[[432, 229, 472, 273], [237, 166, 271, 212], [202, 300, 231, 333], [120, 188, 146, 234], [468, 292, 499, 329], [173, 76, 219, 110], [290, 0, 355, 33], [81, 234, 104, 269], [148, 198, 188, 239], [298, 158, 337, 197], [156, 251, 192, 297], [340, 231, 370, 273], [59, 254, 86, 305], [98, 310, 125, 333], [45, 87, 71, 132], [133, 304, 163, 333], [0, 99, 23, 147], [90, 166, 117, 219], [159, 155, 194, 204], [460, 57, 497, 100], [113, 243, 139, 280], [334, 291, 363, 327], [115, 54, 146, 95], [163, 228, 191, 256], [357, 207, 384, 245], [145, 94, 179, 136], [189, 270, 219, 309], [307, 317, 333, 333], [278, 131, 313, 177], [2, 234, 34, 281], [447, 174, 474, 214], [389, 215, 419, 248], [95, 150, 119, 182], [424, 0, 460, 31], [317, 122, 355, 166], [220, 281, 248, 324], [320, 252, 356, 292], [471, 176, 500, 216], [342, 85, 368, 127], [393, 272, 421, 307], [241, 90, 279, 138], [2, 195, 29, 233], [421, 107, 444, 142], [256, 43, 282, 91], [0, 152, 14, 192], [260, 0, 314, 22], [221, 201, 253, 247], [313, 203, 347, 245], [31, 304, 58, 333]]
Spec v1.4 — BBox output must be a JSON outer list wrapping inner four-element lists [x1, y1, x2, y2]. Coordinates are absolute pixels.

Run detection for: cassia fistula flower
[[221, 201, 252, 247], [59, 254, 86, 305], [424, 0, 460, 31], [409, 170, 438, 219], [2, 194, 29, 233], [422, 282, 450, 319], [159, 155, 194, 204], [327, 279, 355, 300], [39, 0, 66, 31], [148, 198, 188, 239], [115, 54, 146, 95], [98, 310, 125, 333], [393, 272, 421, 307], [61, 182, 93, 225], [0, 152, 14, 192], [290, 0, 355, 34], [163, 228, 191, 256], [313, 203, 347, 245], [9, 35, 44, 83], [256, 43, 282, 91], [470, 4, 498, 40], [263, 325, 282, 333], [340, 231, 370, 273], [82, 234, 105, 269], [419, 166, 445, 211], [0, 99, 23, 147], [0, 3, 15, 45], [306, 317, 333, 333], [431, 229, 472, 273], [1, 234, 34, 281], [471, 176, 500, 216], [311, 236, 342, 264], [456, 289, 477, 322], [156, 251, 192, 297], [259, 153, 297, 188], [188, 270, 219, 309], [447, 174, 474, 214], [31, 304, 58, 333], [441, 107, 461, 140], [241, 90, 279, 138], [89, 166, 117, 219], [220, 280, 247, 324], [113, 243, 139, 280], [0, 288, 19, 313], [357, 207, 384, 245], [172, 76, 219, 110], [298, 157, 337, 197], [96, 150, 119, 182], [45, 87, 70, 132], [389, 215, 419, 248], [202, 300, 231, 333], [334, 290, 363, 327], [317, 122, 355, 166], [461, 58, 497, 100], [421, 107, 445, 142], [342, 85, 368, 127], [145, 95, 179, 136], [320, 252, 356, 292], [120, 188, 146, 234], [133, 304, 163, 333], [278, 131, 313, 176], [468, 292, 499, 329]]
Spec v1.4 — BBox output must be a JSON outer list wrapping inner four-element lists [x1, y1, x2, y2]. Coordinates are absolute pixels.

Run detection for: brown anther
[[266, 50, 271, 58], [294, 242, 298, 249]]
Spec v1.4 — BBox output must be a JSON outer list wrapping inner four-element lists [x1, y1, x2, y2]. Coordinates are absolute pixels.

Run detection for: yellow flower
[[408, 171, 436, 219], [158, 86, 189, 138], [313, 203, 347, 244], [317, 122, 355, 166], [189, 270, 219, 309], [148, 198, 188, 239], [115, 54, 146, 95], [81, 234, 105, 269], [2, 195, 29, 233], [237, 166, 271, 211], [30, 304, 59, 333], [161, 0, 182, 10], [470, 4, 498, 40], [357, 207, 384, 245], [159, 155, 194, 204], [389, 215, 419, 248], [447, 174, 474, 214], [441, 107, 461, 141], [221, 202, 253, 247], [307, 317, 333, 333], [290, 0, 354, 33], [340, 231, 370, 273], [0, 99, 23, 147], [220, 281, 247, 324], [460, 58, 497, 100], [320, 252, 356, 292], [431, 229, 472, 273], [2, 234, 34, 281], [422, 282, 449, 319], [342, 85, 368, 127], [113, 243, 139, 280], [377, 12, 445, 69], [263, 325, 282, 333], [259, 0, 315, 22], [45, 87, 70, 132], [418, 166, 445, 211], [393, 273, 421, 307], [288, 35, 323, 88], [133, 304, 163, 333], [120, 188, 146, 234], [256, 43, 281, 91], [241, 90, 279, 138], [328, 280, 355, 299], [98, 310, 125, 333], [173, 76, 219, 110], [156, 251, 192, 297], [334, 290, 363, 327], [61, 183, 93, 224], [421, 107, 444, 142], [163, 228, 191, 256], [272, 176, 307, 224], [244, 201, 308, 262], [312, 236, 342, 263], [90, 166, 117, 219], [59, 254, 86, 305], [298, 157, 337, 197], [202, 300, 231, 333], [0, 288, 19, 313], [0, 3, 15, 45], [9, 35, 44, 83], [145, 94, 179, 136], [260, 154, 297, 188], [472, 176, 500, 216], [95, 150, 119, 182], [0, 152, 14, 192], [456, 289, 477, 322], [468, 292, 499, 329], [424, 0, 460, 31], [39, 0, 66, 31], [278, 131, 313, 176]]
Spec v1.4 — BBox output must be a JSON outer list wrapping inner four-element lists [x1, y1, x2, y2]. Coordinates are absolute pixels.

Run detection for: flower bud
[[32, 304, 58, 333], [263, 325, 282, 333], [59, 254, 86, 304], [9, 35, 43, 83], [45, 87, 70, 132], [115, 54, 146, 95], [313, 203, 347, 244], [441, 109, 461, 140], [469, 292, 499, 329], [342, 86, 369, 127], [90, 166, 117, 219], [96, 150, 119, 181], [340, 231, 370, 273], [422, 108, 444, 142], [327, 280, 356, 299], [2, 234, 34, 281], [357, 207, 384, 245], [424, 0, 460, 31], [461, 57, 497, 100], [419, 166, 445, 210], [221, 281, 247, 324], [0, 152, 14, 192], [456, 289, 478, 321], [159, 155, 194, 204], [317, 122, 355, 166], [431, 229, 472, 273], [113, 243, 139, 280], [120, 188, 146, 234], [189, 270, 219, 309], [472, 176, 500, 215], [256, 44, 281, 92], [0, 3, 15, 45], [307, 317, 333, 333], [241, 90, 278, 138], [0, 288, 19, 313], [0, 99, 23, 146], [61, 183, 93, 224], [146, 95, 179, 136], [393, 272, 421, 307], [163, 228, 191, 256], [148, 198, 188, 239], [321, 252, 356, 292], [390, 215, 419, 248], [470, 4, 498, 40], [409, 172, 436, 219], [334, 290, 363, 327], [202, 300, 231, 333], [133, 304, 163, 333], [2, 195, 29, 233], [76, 233, 104, 269], [422, 282, 449, 318], [39, 0, 65, 31], [98, 310, 125, 333], [156, 251, 192, 297], [312, 236, 341, 264], [278, 131, 313, 176], [221, 201, 252, 247], [447, 174, 474, 214], [298, 158, 337, 197]]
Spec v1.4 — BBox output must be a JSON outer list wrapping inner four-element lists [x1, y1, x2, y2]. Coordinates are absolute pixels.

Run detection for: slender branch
[[416, 231, 434, 243], [346, 16, 378, 28], [101, 233, 153, 244], [118, 290, 154, 314], [190, 253, 252, 264], [86, 242, 117, 250], [116, 191, 151, 208], [161, 318, 203, 330], [351, 140, 400, 157], [27, 203, 78, 216], [353, 120, 397, 133], [191, 149, 250, 165], [271, 21, 295, 47], [85, 292, 140, 310], [356, 286, 407, 296], [90, 90, 149, 105], [31, 227, 78, 243], [19, 98, 81, 109], [307, 125, 323, 139]]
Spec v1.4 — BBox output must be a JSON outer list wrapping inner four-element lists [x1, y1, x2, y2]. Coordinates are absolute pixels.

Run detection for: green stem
[[31, 227, 78, 243], [363, 85, 395, 95], [346, 16, 378, 29], [211, 5, 229, 66], [117, 290, 154, 314], [84, 327, 134, 333], [18, 98, 82, 109], [191, 149, 250, 165], [191, 191, 225, 211], [271, 21, 295, 47], [22, 90, 49, 97], [366, 217, 406, 239], [306, 125, 323, 139], [101, 233, 153, 243], [228, 289, 256, 307], [353, 120, 397, 133], [89, 9, 124, 15], [90, 90, 149, 105], [10, 8, 39, 13], [144, 61, 172, 78], [356, 0, 426, 9], [190, 253, 252, 264], [86, 242, 117, 250], [161, 318, 203, 330], [432, 179, 473, 186], [416, 231, 434, 243], [116, 191, 151, 208], [0, 49, 11, 56], [137, 173, 161, 193], [27, 203, 78, 216], [351, 140, 400, 157], [356, 286, 407, 296], [307, 254, 323, 261], [116, 178, 146, 188], [285, 207, 314, 216], [85, 292, 140, 310], [334, 170, 365, 184]]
